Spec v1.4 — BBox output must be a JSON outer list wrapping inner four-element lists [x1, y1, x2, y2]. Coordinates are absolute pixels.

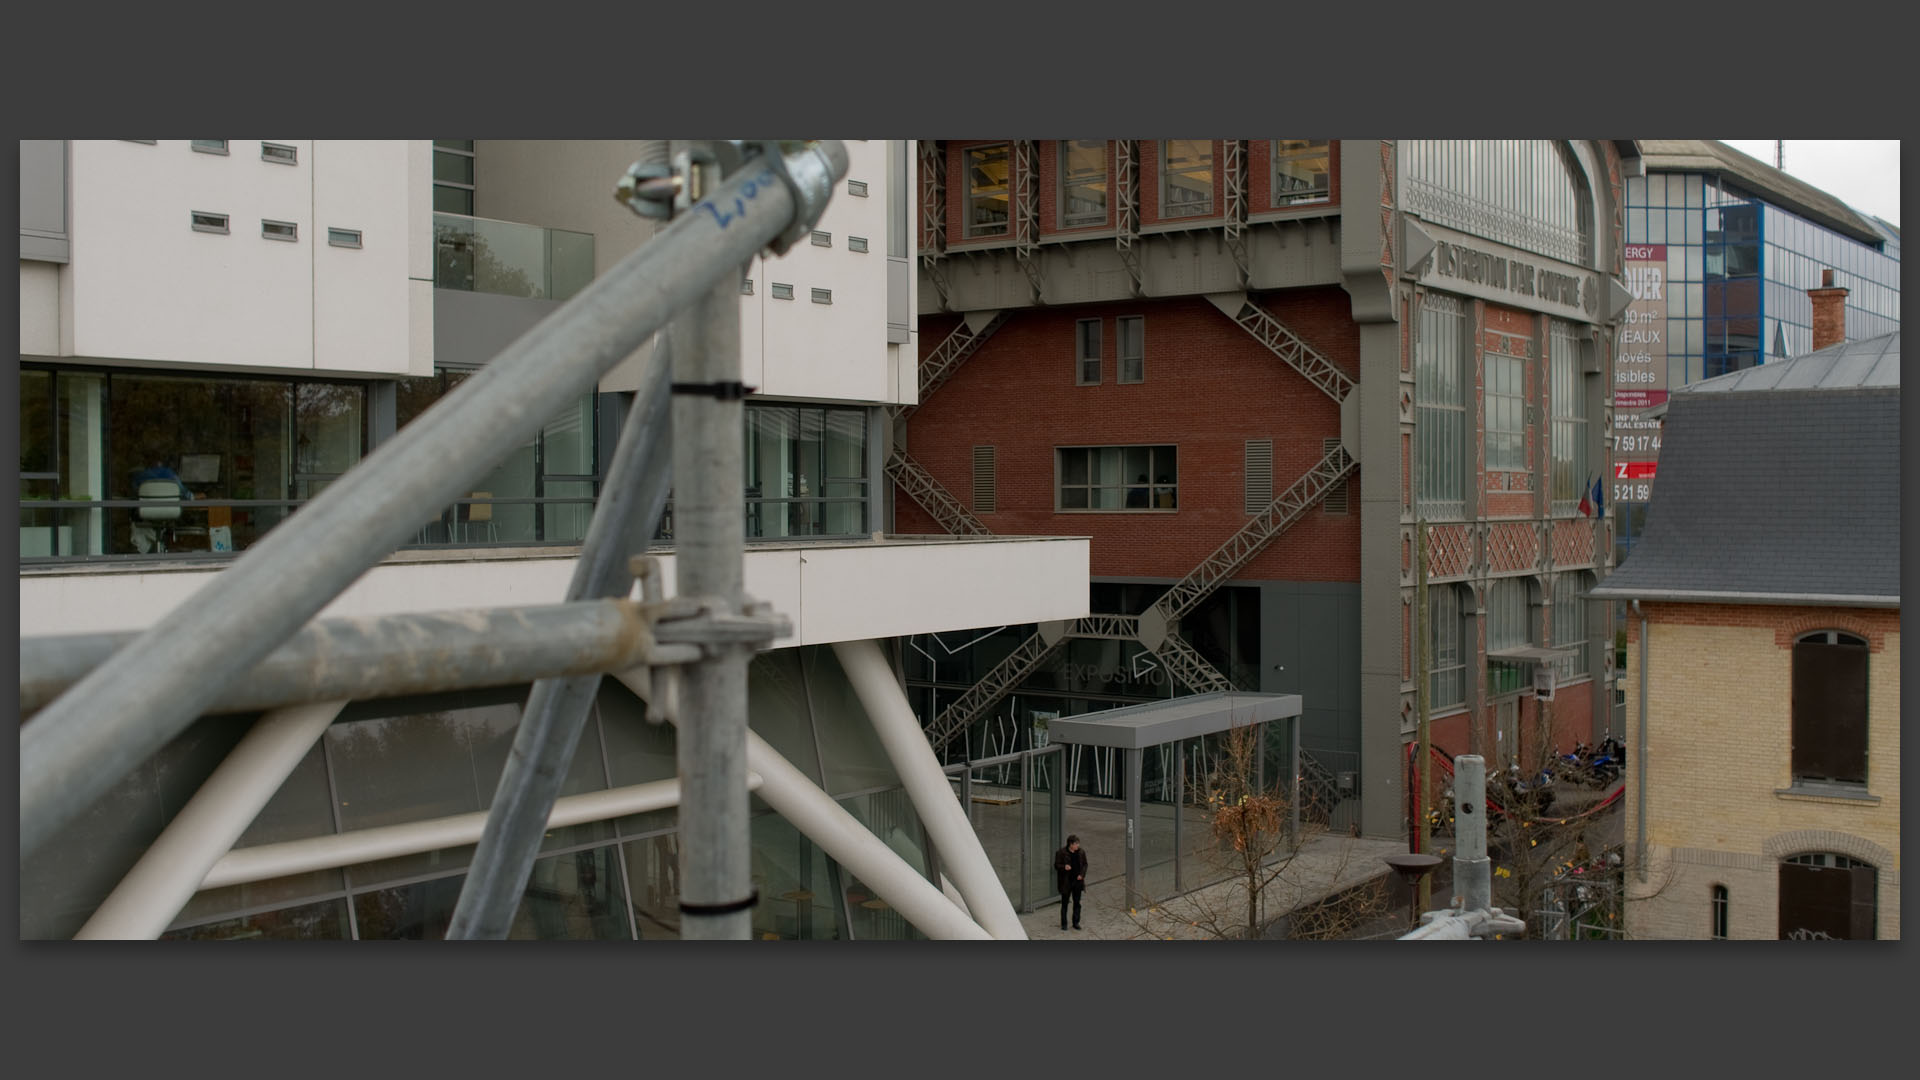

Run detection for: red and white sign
[[1612, 243, 1669, 504]]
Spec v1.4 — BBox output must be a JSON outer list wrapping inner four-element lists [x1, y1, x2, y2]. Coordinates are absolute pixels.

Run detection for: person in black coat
[[1054, 835, 1087, 931]]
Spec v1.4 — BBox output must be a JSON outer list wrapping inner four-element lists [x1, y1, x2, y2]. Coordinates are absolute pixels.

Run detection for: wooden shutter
[[1244, 440, 1272, 515], [972, 446, 996, 513], [1791, 641, 1869, 783]]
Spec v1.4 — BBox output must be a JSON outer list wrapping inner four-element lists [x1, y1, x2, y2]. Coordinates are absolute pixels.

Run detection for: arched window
[[1779, 853, 1876, 939], [1404, 141, 1595, 266], [1791, 631, 1868, 785], [1710, 885, 1729, 940]]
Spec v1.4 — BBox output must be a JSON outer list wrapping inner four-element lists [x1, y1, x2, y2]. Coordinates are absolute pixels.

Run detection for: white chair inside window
[[461, 492, 497, 543], [137, 479, 185, 552]]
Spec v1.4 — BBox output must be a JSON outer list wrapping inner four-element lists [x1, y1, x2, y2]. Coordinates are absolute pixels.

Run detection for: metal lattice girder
[[1223, 140, 1249, 282], [1153, 631, 1236, 695], [1068, 614, 1140, 640], [1208, 293, 1356, 403], [925, 628, 1066, 754], [1114, 140, 1143, 295], [886, 448, 992, 536], [1146, 444, 1357, 630], [916, 309, 1008, 405], [920, 140, 950, 308], [1012, 140, 1044, 299]]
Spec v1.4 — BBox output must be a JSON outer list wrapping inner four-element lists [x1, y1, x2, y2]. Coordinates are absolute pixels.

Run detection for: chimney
[[1807, 268, 1849, 351]]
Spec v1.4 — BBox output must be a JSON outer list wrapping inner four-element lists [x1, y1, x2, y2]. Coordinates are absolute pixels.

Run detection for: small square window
[[848, 236, 870, 253], [191, 211, 230, 235], [191, 140, 229, 155], [262, 220, 299, 242], [122, 140, 158, 145], [848, 180, 869, 197], [741, 277, 754, 295], [261, 142, 298, 165], [771, 283, 794, 300], [811, 230, 832, 247], [327, 228, 363, 249], [811, 288, 832, 305]]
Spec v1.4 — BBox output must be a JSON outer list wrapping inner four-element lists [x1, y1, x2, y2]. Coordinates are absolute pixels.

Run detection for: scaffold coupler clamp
[[742, 140, 839, 257]]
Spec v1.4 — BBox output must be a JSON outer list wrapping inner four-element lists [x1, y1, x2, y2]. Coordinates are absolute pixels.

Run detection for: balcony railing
[[433, 213, 595, 302]]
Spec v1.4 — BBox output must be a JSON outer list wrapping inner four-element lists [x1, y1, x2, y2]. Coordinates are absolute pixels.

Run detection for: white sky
[[1716, 140, 1900, 227]]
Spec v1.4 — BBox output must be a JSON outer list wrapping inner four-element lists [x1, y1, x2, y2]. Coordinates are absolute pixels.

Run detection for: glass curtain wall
[[21, 644, 934, 941], [742, 403, 869, 539], [17, 365, 366, 559]]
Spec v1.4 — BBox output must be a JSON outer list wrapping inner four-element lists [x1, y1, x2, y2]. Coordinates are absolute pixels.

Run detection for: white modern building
[[17, 140, 1089, 940]]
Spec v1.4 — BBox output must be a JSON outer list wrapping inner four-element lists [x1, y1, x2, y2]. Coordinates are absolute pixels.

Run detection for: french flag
[[1578, 475, 1597, 517]]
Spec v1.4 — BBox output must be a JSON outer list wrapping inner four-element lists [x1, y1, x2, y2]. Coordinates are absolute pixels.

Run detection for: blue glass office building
[[1615, 141, 1899, 562]]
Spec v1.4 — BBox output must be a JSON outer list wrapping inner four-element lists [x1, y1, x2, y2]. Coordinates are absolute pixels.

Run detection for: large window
[[963, 143, 1010, 239], [18, 366, 365, 559], [1790, 631, 1868, 785], [1414, 294, 1467, 519], [1549, 320, 1588, 513], [1058, 446, 1177, 511], [1551, 572, 1587, 684], [1060, 140, 1108, 228], [1485, 353, 1526, 472], [1403, 140, 1593, 266], [742, 404, 870, 539], [395, 369, 598, 546], [1271, 140, 1330, 204], [1429, 584, 1466, 711], [1487, 577, 1533, 696], [1160, 140, 1214, 218]]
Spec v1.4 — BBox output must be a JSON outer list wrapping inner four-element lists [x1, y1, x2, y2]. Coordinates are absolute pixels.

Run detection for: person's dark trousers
[[1060, 885, 1083, 930]]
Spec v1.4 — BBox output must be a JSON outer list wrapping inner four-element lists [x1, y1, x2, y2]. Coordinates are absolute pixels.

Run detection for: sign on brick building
[[1613, 243, 1669, 503]]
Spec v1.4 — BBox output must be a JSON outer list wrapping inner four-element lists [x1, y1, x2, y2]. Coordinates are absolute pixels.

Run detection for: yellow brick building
[[1594, 332, 1899, 940]]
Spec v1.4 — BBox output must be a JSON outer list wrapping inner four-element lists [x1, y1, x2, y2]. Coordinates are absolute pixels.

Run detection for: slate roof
[[1591, 336, 1900, 606], [1636, 140, 1888, 247]]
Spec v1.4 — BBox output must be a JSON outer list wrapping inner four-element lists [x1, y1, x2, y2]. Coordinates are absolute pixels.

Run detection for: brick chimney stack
[[1808, 268, 1849, 351]]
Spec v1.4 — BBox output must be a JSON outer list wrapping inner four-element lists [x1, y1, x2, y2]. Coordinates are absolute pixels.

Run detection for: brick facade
[[902, 290, 1360, 583], [1621, 609, 1901, 939]]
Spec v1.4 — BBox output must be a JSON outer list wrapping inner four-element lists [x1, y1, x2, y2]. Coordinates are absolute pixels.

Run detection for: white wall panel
[[19, 261, 61, 356], [312, 141, 418, 376], [21, 538, 1089, 651]]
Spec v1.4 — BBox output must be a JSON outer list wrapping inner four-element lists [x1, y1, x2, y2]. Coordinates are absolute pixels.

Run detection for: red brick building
[[893, 140, 1635, 840]]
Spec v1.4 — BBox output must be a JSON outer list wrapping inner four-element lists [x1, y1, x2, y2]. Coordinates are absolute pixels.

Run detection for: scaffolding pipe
[[1454, 754, 1492, 914], [20, 141, 849, 858], [75, 700, 346, 940], [20, 601, 694, 718], [610, 669, 991, 939], [671, 148, 756, 939], [199, 775, 759, 892], [831, 639, 1028, 940], [447, 337, 675, 939]]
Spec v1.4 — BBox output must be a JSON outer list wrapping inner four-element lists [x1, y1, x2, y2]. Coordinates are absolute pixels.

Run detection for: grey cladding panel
[[20, 139, 69, 262]]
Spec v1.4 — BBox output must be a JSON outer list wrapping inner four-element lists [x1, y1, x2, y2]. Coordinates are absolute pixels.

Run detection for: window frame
[[1549, 320, 1588, 513], [1789, 630, 1869, 786], [1117, 316, 1145, 384], [1428, 584, 1466, 711], [1710, 884, 1729, 940], [1269, 140, 1331, 206], [433, 140, 476, 216], [1055, 445, 1178, 513], [962, 142, 1011, 240], [1485, 352, 1527, 472], [1075, 319, 1102, 386], [1159, 139, 1215, 219], [1414, 293, 1467, 519], [1551, 572, 1587, 684], [1059, 139, 1109, 229]]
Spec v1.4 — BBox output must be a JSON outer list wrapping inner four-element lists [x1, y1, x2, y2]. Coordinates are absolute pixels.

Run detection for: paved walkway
[[1016, 829, 1405, 941]]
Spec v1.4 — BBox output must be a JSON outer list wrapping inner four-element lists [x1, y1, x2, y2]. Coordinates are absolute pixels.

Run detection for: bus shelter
[[1047, 691, 1304, 903]]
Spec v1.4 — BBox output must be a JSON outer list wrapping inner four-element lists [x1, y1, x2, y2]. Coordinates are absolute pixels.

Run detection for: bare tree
[[1110, 721, 1387, 940]]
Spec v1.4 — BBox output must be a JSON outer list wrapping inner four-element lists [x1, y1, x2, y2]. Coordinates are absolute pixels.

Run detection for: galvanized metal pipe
[[612, 669, 990, 940], [832, 639, 1028, 939], [76, 700, 346, 940], [200, 775, 761, 892], [446, 336, 675, 939], [20, 601, 692, 718], [1454, 754, 1491, 914], [1635, 598, 1649, 882], [20, 141, 849, 858], [672, 147, 756, 939]]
